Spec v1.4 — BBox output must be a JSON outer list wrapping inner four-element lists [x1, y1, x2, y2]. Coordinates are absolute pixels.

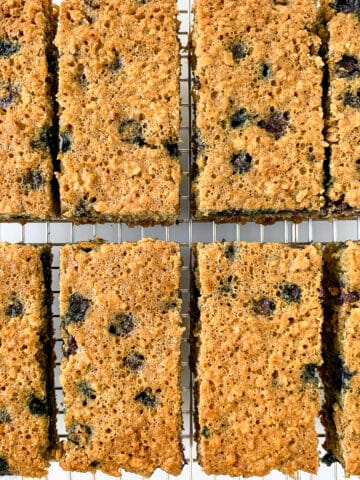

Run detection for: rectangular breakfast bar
[[192, 242, 323, 476], [0, 0, 56, 219], [322, 241, 360, 476], [0, 244, 55, 477], [56, 0, 181, 225], [192, 0, 326, 223], [325, 1, 360, 216], [59, 239, 184, 477]]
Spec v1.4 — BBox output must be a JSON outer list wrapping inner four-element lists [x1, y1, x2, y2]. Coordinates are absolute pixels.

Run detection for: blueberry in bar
[[192, 241, 323, 476], [0, 244, 56, 477], [0, 0, 57, 219], [56, 0, 181, 225], [59, 239, 184, 476], [192, 0, 326, 224]]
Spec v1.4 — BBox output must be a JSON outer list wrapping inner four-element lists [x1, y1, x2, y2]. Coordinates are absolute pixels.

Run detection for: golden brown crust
[[59, 239, 184, 477], [193, 242, 323, 476], [56, 0, 181, 225], [0, 0, 56, 219], [325, 7, 360, 212], [192, 0, 326, 223], [322, 241, 360, 476], [0, 243, 55, 477]]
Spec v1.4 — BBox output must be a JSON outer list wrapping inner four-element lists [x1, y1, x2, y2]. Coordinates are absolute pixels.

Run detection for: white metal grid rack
[[0, 0, 359, 478]]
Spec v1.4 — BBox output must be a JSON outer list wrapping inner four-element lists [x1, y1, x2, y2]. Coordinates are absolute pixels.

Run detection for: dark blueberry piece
[[64, 293, 90, 324], [0, 39, 20, 58], [321, 452, 338, 466], [22, 170, 45, 191], [230, 108, 248, 129], [109, 53, 124, 71], [224, 244, 237, 260], [279, 284, 302, 303], [4, 298, 24, 318], [119, 119, 145, 146], [79, 382, 96, 399], [85, 0, 100, 7], [109, 313, 135, 336], [330, 0, 360, 14], [123, 353, 145, 372], [356, 158, 360, 172], [200, 426, 210, 438], [0, 86, 17, 109], [192, 162, 199, 180], [163, 300, 178, 311], [307, 151, 316, 162], [340, 291, 360, 304], [333, 195, 351, 214], [253, 298, 276, 316], [301, 364, 319, 384], [0, 457, 10, 475], [193, 128, 206, 157], [74, 199, 90, 217], [229, 41, 248, 62], [69, 423, 92, 445], [334, 355, 354, 391], [164, 140, 180, 158], [258, 111, 290, 140], [135, 388, 157, 408], [219, 283, 231, 293], [30, 126, 53, 151], [261, 62, 271, 78], [343, 90, 360, 109], [79, 72, 87, 87], [64, 335, 78, 357], [90, 461, 100, 468], [231, 151, 252, 174], [60, 132, 71, 152], [193, 76, 201, 90], [219, 276, 237, 297], [336, 55, 360, 77], [28, 395, 49, 416], [0, 409, 11, 424]]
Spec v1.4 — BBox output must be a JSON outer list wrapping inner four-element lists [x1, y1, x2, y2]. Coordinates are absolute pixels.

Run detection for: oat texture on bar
[[56, 0, 181, 225], [192, 0, 326, 223], [192, 242, 323, 476], [59, 239, 184, 477]]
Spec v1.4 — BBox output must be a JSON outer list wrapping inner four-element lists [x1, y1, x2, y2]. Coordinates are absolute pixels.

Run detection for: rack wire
[[0, 0, 359, 478]]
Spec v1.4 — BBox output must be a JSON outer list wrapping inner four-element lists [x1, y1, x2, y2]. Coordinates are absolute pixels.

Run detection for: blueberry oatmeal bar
[[321, 241, 360, 475], [192, 0, 326, 224], [192, 242, 323, 476], [324, 2, 360, 215], [56, 0, 181, 225], [0, 0, 57, 220], [59, 239, 184, 476], [0, 244, 56, 477]]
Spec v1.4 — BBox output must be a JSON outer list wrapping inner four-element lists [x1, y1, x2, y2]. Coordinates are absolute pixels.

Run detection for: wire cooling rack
[[1, 0, 360, 479]]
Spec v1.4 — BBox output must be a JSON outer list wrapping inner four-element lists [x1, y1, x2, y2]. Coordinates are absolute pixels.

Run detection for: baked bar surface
[[59, 239, 184, 477], [56, 0, 181, 226], [322, 241, 360, 475], [325, 2, 360, 216], [0, 0, 56, 219], [192, 0, 326, 224], [0, 243, 55, 477], [192, 242, 323, 476]]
